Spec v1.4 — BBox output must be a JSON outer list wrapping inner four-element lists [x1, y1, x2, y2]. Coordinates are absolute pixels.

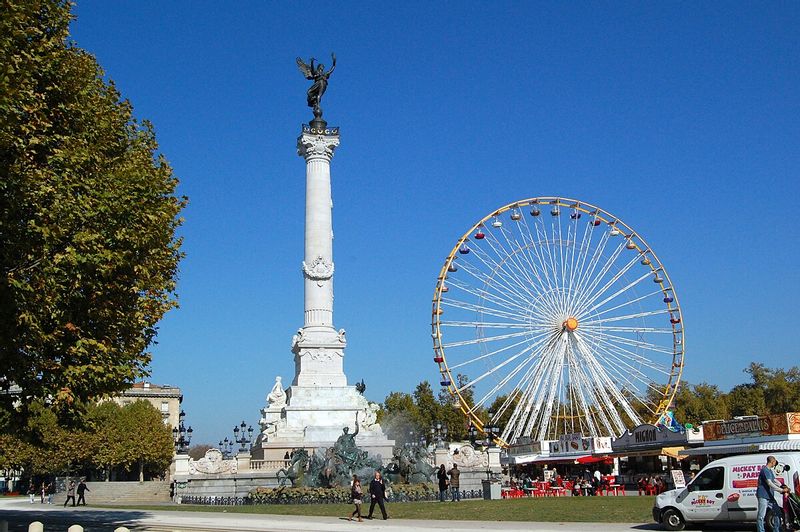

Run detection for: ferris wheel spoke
[[565, 218, 591, 308], [588, 332, 676, 371], [505, 334, 563, 440], [500, 225, 565, 319], [576, 269, 654, 320], [440, 320, 529, 329], [572, 239, 628, 310], [448, 333, 549, 371], [581, 308, 672, 326], [571, 334, 632, 434], [582, 324, 674, 334], [587, 334, 674, 378], [582, 288, 664, 320], [447, 277, 531, 316], [442, 298, 528, 323], [518, 215, 559, 297], [455, 265, 558, 325], [579, 336, 656, 394], [454, 338, 544, 393], [467, 245, 541, 305], [481, 229, 541, 294], [520, 335, 567, 439], [459, 253, 536, 305], [443, 329, 539, 349], [573, 254, 641, 316], [571, 228, 617, 303], [571, 334, 627, 432], [471, 338, 550, 413]]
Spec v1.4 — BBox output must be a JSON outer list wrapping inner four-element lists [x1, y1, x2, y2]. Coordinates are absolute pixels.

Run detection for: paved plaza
[[0, 497, 757, 532]]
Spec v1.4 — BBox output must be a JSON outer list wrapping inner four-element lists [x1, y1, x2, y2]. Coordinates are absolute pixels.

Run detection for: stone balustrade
[[249, 459, 291, 471]]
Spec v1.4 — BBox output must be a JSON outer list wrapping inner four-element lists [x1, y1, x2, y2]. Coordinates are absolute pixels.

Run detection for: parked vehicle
[[653, 452, 800, 531]]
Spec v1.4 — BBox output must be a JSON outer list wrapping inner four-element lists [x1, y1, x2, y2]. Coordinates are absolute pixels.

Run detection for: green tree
[[412, 381, 440, 435], [118, 400, 173, 482], [671, 382, 729, 425], [727, 384, 767, 418], [0, 0, 186, 418], [744, 363, 800, 414]]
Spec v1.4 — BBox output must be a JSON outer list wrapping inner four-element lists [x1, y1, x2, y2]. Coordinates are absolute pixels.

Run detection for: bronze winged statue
[[296, 53, 336, 120]]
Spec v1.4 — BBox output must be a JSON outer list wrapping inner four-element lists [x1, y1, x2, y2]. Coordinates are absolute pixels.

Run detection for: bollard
[[67, 526, 84, 532], [114, 528, 131, 532], [28, 523, 44, 532], [0, 520, 8, 532]]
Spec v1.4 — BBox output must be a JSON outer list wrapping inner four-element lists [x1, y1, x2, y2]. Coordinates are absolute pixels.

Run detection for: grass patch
[[103, 496, 655, 523]]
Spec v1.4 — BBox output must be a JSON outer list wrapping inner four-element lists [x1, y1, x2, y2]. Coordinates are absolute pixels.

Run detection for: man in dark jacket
[[76, 479, 90, 506], [366, 470, 388, 520]]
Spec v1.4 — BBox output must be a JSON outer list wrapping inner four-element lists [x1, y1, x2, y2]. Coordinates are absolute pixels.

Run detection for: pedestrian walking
[[437, 464, 448, 502], [27, 481, 35, 503], [46, 482, 55, 504], [76, 478, 89, 506], [756, 455, 789, 532], [448, 463, 461, 502], [63, 480, 76, 507], [40, 482, 46, 503], [366, 470, 388, 520], [348, 474, 363, 522]]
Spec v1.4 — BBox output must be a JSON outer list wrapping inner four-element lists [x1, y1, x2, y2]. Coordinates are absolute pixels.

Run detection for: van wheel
[[661, 508, 685, 531]]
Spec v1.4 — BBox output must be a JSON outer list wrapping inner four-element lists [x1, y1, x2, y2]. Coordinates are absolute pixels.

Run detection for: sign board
[[671, 469, 686, 489], [611, 423, 695, 451], [703, 413, 799, 441]]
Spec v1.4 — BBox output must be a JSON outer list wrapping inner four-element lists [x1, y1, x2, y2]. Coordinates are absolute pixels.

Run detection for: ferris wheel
[[431, 197, 684, 446]]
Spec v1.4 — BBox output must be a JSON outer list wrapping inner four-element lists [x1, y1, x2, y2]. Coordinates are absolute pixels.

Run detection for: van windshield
[[690, 466, 724, 491]]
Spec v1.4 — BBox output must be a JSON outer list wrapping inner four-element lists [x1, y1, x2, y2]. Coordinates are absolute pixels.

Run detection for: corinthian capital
[[297, 132, 340, 161]]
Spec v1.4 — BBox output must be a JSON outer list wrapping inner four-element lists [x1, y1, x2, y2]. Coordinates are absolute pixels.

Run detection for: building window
[[161, 402, 169, 412]]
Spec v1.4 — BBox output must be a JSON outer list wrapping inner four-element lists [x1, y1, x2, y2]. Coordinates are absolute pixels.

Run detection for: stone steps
[[80, 481, 171, 504]]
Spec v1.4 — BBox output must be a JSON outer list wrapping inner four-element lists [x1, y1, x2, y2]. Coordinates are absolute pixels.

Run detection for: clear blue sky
[[70, 2, 799, 444]]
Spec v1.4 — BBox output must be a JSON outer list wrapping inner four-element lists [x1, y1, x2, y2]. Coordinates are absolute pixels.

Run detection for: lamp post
[[467, 422, 478, 445], [233, 420, 254, 453], [484, 413, 501, 482], [430, 421, 448, 449], [218, 438, 233, 459], [172, 410, 193, 454]]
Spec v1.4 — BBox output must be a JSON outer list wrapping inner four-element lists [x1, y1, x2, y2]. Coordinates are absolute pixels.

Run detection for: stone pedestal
[[173, 454, 190, 476]]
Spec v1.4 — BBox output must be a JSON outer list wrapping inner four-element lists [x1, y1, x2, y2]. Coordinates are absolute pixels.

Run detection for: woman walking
[[437, 464, 448, 502], [63, 480, 76, 507], [348, 474, 363, 522]]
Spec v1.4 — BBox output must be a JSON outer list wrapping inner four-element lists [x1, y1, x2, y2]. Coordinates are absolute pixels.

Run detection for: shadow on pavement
[[0, 507, 151, 532], [631, 524, 755, 531]]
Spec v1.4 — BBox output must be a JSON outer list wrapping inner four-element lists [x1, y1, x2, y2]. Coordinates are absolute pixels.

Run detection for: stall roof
[[679, 440, 800, 456], [509, 454, 593, 465]]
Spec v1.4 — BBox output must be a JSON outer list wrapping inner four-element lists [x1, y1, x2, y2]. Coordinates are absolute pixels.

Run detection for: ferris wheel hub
[[564, 317, 579, 332]]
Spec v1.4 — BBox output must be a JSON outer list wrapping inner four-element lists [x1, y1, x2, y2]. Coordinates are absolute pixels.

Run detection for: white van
[[653, 452, 800, 531]]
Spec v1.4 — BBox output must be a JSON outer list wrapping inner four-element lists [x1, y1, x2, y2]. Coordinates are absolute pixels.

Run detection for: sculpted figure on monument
[[296, 53, 336, 119], [359, 402, 381, 432], [267, 376, 287, 408]]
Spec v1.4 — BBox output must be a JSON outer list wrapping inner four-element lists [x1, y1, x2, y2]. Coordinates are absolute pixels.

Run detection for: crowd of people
[[26, 478, 89, 507]]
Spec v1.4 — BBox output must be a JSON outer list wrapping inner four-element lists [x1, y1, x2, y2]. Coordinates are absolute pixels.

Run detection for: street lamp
[[430, 421, 448, 449], [467, 422, 478, 445], [484, 413, 501, 482], [233, 420, 254, 453], [218, 437, 233, 459], [172, 410, 193, 454]]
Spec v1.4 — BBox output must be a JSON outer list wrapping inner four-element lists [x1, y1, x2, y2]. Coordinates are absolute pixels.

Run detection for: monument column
[[293, 123, 347, 387]]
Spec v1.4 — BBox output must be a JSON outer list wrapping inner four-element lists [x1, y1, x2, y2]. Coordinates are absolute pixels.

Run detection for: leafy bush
[[248, 483, 437, 504]]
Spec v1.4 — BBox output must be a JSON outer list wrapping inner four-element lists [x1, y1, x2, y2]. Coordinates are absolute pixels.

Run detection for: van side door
[[682, 466, 727, 522]]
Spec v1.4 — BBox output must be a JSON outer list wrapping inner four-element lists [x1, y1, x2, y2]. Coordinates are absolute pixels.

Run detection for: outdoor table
[[607, 484, 621, 496]]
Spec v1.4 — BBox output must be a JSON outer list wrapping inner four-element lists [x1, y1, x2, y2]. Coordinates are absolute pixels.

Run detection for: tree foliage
[[0, 399, 173, 480], [380, 363, 800, 444], [0, 0, 186, 417]]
